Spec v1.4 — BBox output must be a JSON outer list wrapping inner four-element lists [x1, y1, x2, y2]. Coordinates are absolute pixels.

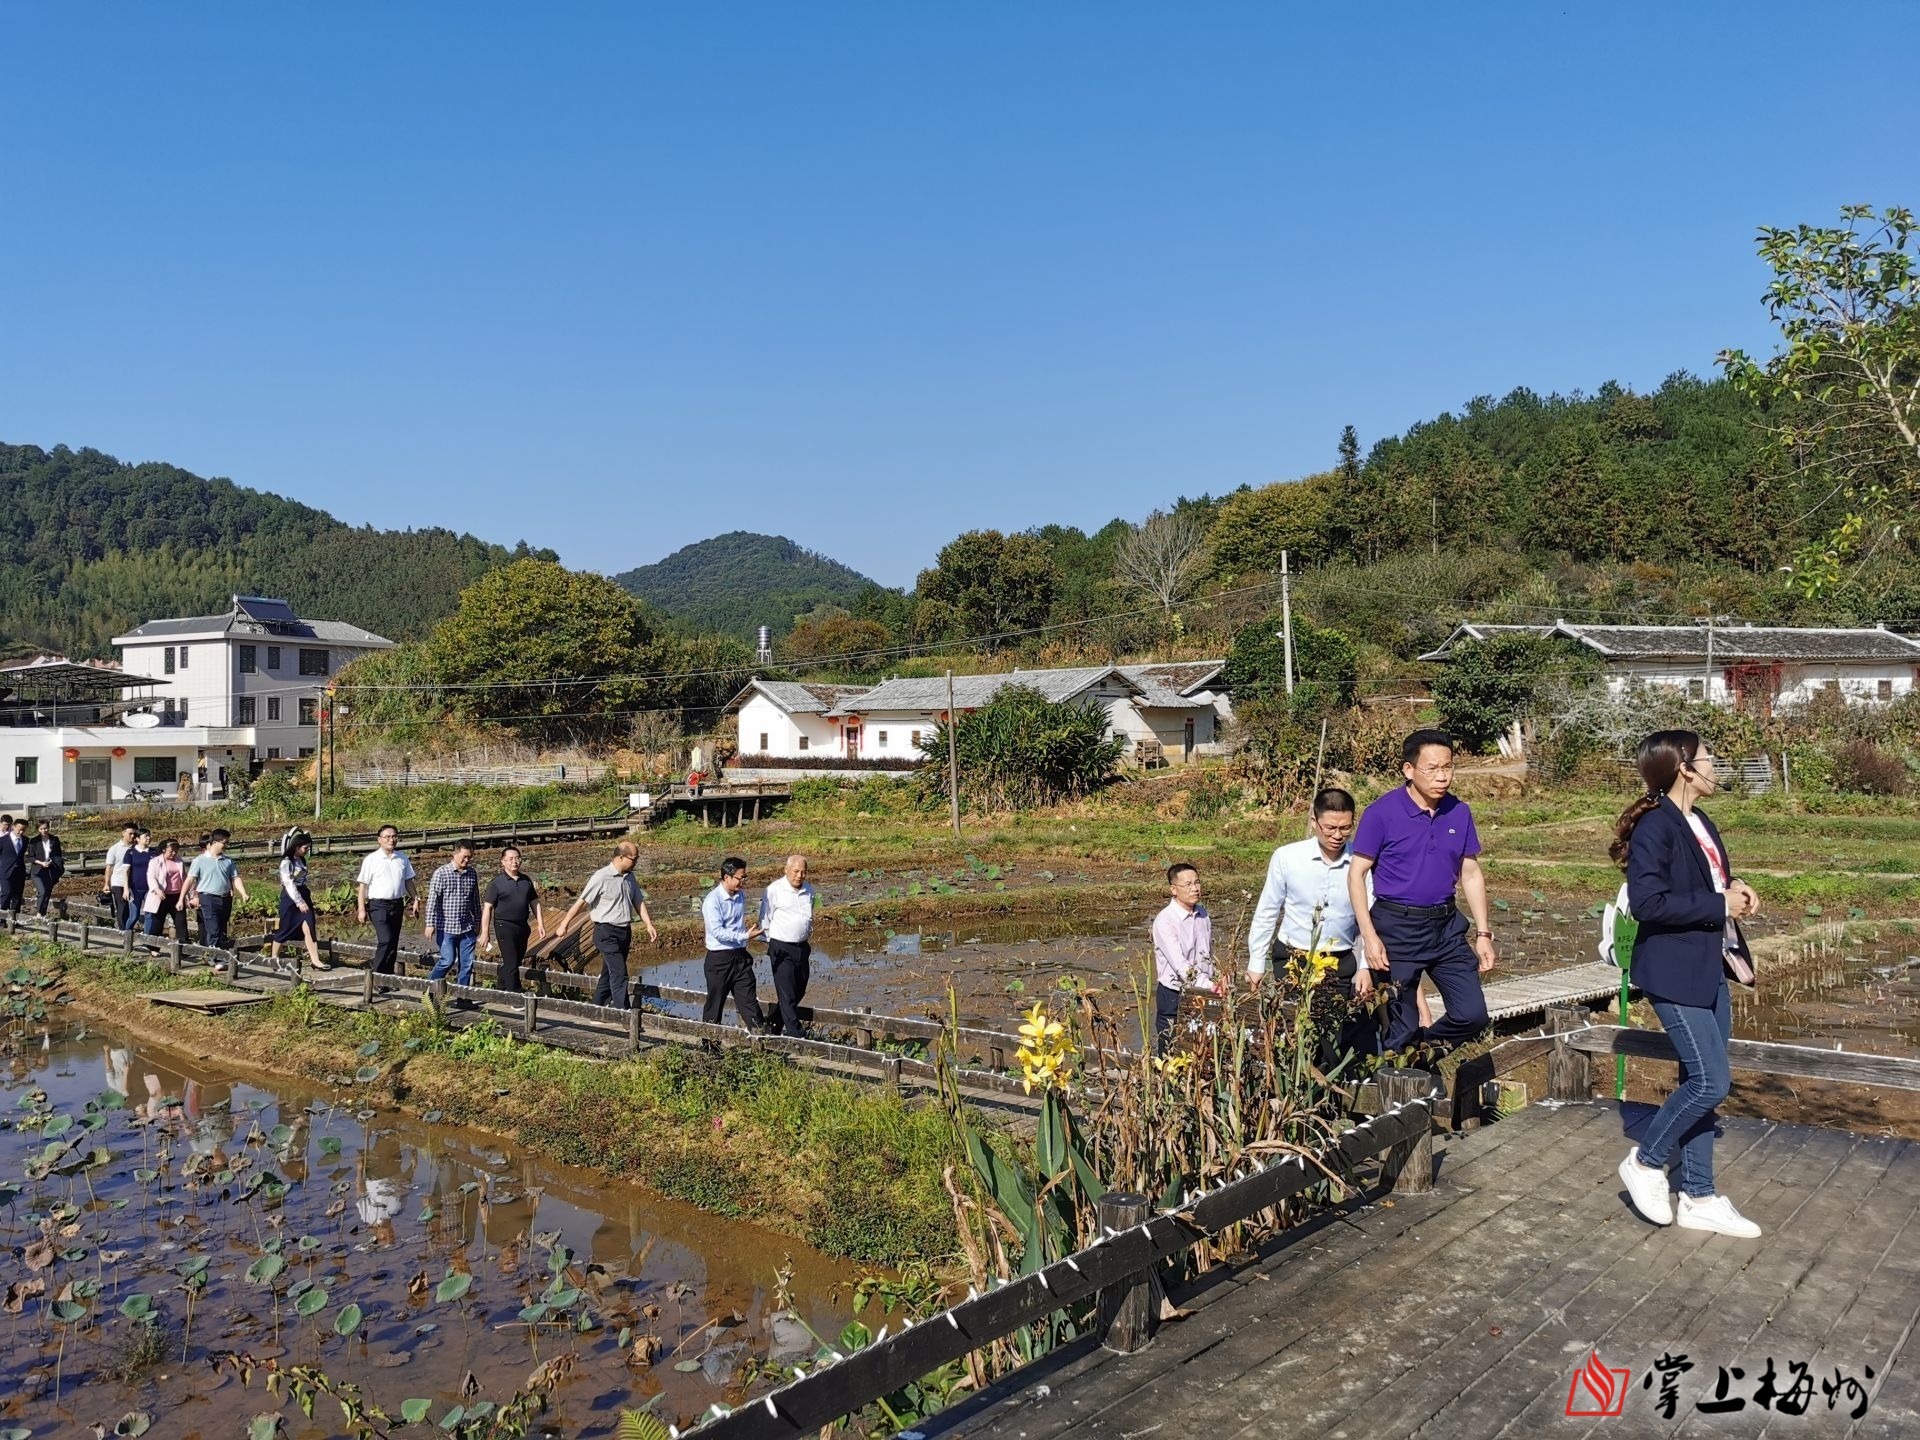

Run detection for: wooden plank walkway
[[1430, 959, 1625, 1024], [924, 1102, 1919, 1440]]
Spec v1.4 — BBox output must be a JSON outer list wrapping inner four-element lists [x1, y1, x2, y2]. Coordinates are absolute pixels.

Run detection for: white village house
[[728, 662, 1232, 767], [1420, 621, 1920, 711], [0, 596, 392, 813]]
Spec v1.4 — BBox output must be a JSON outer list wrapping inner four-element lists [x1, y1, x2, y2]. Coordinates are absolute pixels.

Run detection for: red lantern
[[112, 747, 127, 758], [63, 747, 80, 761]]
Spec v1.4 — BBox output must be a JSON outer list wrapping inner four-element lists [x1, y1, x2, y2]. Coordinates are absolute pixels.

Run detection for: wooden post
[[523, 992, 538, 1038], [1377, 1067, 1436, 1194], [47, 920, 60, 946], [121, 926, 134, 958], [167, 938, 182, 974], [881, 1053, 902, 1090], [1547, 1003, 1593, 1103], [855, 1006, 875, 1050], [363, 968, 376, 1006], [1094, 1192, 1157, 1354], [78, 923, 90, 952], [627, 1005, 642, 1051]]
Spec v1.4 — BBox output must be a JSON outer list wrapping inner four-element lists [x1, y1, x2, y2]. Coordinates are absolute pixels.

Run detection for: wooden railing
[[686, 1084, 1439, 1439], [63, 808, 637, 877], [1550, 1013, 1920, 1095]]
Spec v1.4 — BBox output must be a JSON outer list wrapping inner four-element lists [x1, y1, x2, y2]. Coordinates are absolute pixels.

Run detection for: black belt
[[1373, 897, 1457, 918]]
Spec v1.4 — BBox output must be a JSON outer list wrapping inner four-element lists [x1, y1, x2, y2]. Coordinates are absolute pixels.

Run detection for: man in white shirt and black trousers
[[759, 854, 816, 1037], [355, 825, 417, 987]]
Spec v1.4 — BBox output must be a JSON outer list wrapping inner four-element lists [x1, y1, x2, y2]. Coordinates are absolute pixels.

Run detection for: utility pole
[[1704, 616, 1714, 703], [1280, 550, 1296, 696], [945, 669, 962, 838]]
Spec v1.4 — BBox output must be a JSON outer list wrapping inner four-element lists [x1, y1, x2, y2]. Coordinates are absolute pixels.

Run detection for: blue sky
[[3, 3, 1915, 588]]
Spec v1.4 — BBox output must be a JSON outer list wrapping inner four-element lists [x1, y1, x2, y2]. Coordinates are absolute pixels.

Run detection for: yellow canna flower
[[1011, 1000, 1077, 1094]]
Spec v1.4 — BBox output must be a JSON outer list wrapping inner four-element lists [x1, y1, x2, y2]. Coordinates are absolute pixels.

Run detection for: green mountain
[[0, 443, 555, 657], [613, 531, 879, 640]]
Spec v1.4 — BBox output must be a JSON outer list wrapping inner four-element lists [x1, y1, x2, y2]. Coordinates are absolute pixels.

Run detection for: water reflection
[[0, 1019, 852, 1439]]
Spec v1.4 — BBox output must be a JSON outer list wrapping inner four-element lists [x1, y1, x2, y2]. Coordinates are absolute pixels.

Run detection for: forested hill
[[0, 443, 554, 658], [613, 531, 877, 639]]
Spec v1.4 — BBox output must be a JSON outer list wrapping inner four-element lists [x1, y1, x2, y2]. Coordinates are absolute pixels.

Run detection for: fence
[[340, 761, 616, 789]]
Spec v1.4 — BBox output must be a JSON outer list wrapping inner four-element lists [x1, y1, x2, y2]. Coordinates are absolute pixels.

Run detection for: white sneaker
[[1676, 1193, 1762, 1238], [1618, 1149, 1673, 1225]]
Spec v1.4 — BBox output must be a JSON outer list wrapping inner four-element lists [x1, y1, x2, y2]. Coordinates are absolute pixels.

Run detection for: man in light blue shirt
[[1248, 788, 1361, 981], [701, 857, 767, 1031]]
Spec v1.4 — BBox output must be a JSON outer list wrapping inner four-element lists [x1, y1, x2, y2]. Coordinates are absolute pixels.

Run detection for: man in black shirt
[[479, 846, 545, 993]]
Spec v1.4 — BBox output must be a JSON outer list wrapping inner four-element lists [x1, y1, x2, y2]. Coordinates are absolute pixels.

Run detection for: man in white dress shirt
[[1247, 787, 1383, 1062], [355, 825, 417, 986], [759, 854, 816, 1037]]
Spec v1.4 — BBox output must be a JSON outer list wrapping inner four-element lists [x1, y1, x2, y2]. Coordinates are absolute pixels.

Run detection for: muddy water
[[1736, 935, 1920, 1055], [0, 1022, 854, 1439]]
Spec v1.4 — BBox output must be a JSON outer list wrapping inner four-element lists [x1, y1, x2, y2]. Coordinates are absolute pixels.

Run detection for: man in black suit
[[29, 821, 64, 916], [0, 816, 25, 918]]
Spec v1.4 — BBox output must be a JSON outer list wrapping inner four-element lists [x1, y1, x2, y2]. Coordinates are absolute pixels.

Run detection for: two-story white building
[[0, 657, 254, 812], [113, 596, 393, 761]]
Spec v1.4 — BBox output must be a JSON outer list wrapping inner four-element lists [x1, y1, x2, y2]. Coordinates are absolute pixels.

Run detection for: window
[[163, 698, 176, 720], [759, 733, 769, 751], [238, 645, 257, 674], [14, 758, 36, 785], [267, 697, 282, 721], [163, 646, 176, 675], [134, 756, 179, 784], [299, 698, 318, 726], [178, 698, 188, 724], [1880, 679, 1895, 701], [267, 646, 281, 670], [178, 644, 188, 669], [299, 747, 315, 758], [1687, 678, 1705, 700], [299, 648, 329, 676], [267, 747, 281, 760], [797, 735, 810, 751], [910, 730, 921, 746], [237, 696, 257, 725], [877, 730, 889, 748]]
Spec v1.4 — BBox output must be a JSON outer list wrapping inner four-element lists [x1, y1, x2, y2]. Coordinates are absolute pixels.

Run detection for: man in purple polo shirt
[[1347, 728, 1496, 1056]]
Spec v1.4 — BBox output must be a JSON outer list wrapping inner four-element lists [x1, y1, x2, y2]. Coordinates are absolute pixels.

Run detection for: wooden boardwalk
[[1432, 959, 1626, 1024], [925, 1102, 1920, 1440]]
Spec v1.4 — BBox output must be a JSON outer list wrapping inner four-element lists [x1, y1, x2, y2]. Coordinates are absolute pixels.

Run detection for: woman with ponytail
[[1612, 729, 1763, 1238]]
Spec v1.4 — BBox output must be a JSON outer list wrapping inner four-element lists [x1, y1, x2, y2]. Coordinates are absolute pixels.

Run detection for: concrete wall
[[736, 695, 843, 759], [1600, 660, 1919, 707], [0, 727, 252, 809]]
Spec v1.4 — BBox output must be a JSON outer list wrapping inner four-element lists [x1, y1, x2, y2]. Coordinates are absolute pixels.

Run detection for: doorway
[[1183, 718, 1196, 761], [77, 757, 109, 805], [844, 722, 861, 759]]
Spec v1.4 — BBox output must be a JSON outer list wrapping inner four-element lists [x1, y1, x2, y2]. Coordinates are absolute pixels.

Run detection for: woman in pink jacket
[[142, 838, 191, 943]]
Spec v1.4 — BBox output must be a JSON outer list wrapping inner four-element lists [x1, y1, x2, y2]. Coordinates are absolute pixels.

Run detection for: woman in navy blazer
[[1612, 730, 1764, 1239]]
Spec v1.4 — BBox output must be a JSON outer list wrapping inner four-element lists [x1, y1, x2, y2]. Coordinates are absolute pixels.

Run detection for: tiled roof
[[1419, 622, 1920, 664], [728, 679, 874, 715], [1119, 661, 1225, 706], [848, 665, 1140, 713], [113, 604, 392, 648]]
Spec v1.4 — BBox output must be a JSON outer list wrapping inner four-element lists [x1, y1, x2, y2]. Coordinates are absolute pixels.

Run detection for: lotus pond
[[0, 965, 858, 1440]]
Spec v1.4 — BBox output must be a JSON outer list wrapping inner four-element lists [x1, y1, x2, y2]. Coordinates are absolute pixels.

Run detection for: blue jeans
[[1637, 981, 1732, 1199], [429, 932, 477, 987]]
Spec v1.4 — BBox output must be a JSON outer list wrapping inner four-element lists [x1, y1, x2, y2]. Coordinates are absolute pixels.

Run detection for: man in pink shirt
[[1152, 862, 1216, 1053]]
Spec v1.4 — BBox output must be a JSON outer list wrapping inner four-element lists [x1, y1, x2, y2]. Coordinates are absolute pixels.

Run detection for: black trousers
[[2, 874, 21, 915], [592, 922, 633, 1009], [32, 868, 59, 916], [197, 892, 233, 951], [368, 898, 405, 975], [495, 919, 531, 993], [1372, 900, 1490, 1053], [109, 886, 128, 930], [765, 938, 810, 1035], [703, 947, 765, 1029]]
